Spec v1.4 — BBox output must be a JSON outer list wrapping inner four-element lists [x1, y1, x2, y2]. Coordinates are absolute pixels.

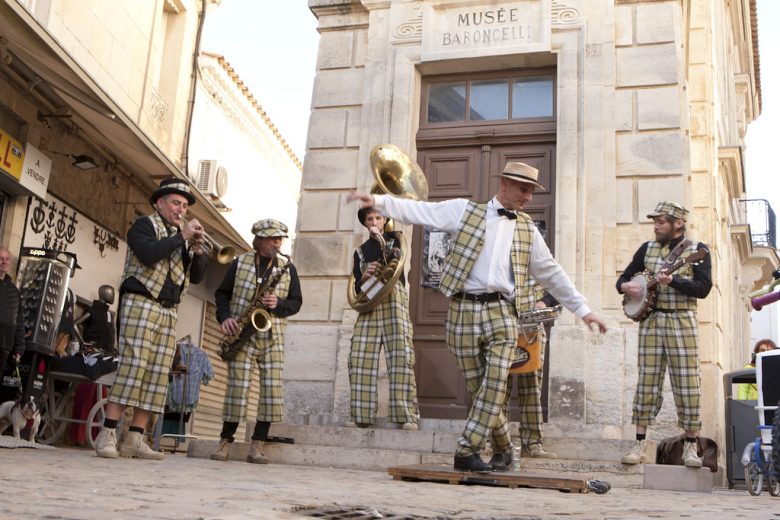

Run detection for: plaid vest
[[230, 252, 291, 341], [644, 239, 698, 311], [122, 212, 189, 300], [438, 202, 536, 312]]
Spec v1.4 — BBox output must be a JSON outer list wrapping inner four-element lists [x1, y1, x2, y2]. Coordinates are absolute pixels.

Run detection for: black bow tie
[[497, 208, 517, 220]]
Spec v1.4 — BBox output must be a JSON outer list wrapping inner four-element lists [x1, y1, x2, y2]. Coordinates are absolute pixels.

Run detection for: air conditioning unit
[[196, 159, 228, 199]]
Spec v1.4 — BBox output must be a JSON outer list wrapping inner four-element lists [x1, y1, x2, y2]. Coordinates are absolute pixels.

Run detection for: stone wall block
[[345, 107, 362, 147], [318, 31, 355, 69], [615, 5, 633, 46], [548, 327, 587, 421], [283, 381, 334, 421], [296, 279, 332, 321], [298, 192, 340, 232], [616, 44, 677, 87], [354, 29, 369, 67], [637, 177, 685, 218], [295, 235, 351, 276], [615, 179, 634, 224], [688, 137, 710, 173], [585, 329, 626, 425], [302, 149, 359, 189], [312, 69, 366, 108], [285, 326, 339, 380], [689, 103, 710, 138], [637, 86, 680, 130], [615, 89, 634, 132], [308, 109, 348, 149], [330, 278, 349, 321], [616, 132, 685, 176], [636, 3, 676, 44]]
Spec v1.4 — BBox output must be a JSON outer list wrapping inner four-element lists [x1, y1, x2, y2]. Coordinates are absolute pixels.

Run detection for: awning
[[0, 1, 248, 251]]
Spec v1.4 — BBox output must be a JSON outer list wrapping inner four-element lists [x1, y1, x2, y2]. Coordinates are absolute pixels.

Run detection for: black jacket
[[0, 275, 25, 354]]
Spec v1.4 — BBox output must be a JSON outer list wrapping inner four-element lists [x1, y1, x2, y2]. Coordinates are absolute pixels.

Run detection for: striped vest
[[644, 239, 699, 311], [121, 212, 189, 299], [230, 252, 292, 342], [438, 202, 536, 313]]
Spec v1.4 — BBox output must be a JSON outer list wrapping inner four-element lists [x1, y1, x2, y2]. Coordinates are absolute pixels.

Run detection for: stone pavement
[[0, 443, 777, 520]]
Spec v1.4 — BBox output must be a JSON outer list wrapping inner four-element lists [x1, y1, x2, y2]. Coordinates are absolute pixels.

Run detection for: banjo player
[[616, 200, 712, 469]]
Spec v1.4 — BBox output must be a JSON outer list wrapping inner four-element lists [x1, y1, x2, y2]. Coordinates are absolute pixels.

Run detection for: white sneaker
[[527, 443, 557, 459], [621, 439, 647, 465], [119, 431, 164, 460], [401, 422, 419, 431], [682, 440, 703, 468], [210, 438, 231, 461], [95, 428, 119, 459]]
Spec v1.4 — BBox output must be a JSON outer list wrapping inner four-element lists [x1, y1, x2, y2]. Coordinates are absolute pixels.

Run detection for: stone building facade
[[288, 0, 777, 454], [0, 0, 246, 379]]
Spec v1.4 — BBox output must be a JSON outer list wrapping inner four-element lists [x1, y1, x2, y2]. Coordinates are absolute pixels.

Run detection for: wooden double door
[[408, 142, 556, 419]]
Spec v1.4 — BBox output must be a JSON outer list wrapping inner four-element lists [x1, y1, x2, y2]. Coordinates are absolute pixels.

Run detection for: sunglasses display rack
[[17, 247, 77, 355]]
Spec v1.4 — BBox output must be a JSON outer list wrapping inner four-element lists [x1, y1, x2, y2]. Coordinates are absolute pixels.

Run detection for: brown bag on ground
[[655, 433, 718, 472]]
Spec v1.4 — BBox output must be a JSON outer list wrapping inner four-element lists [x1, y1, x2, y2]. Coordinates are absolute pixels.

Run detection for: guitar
[[622, 248, 708, 321]]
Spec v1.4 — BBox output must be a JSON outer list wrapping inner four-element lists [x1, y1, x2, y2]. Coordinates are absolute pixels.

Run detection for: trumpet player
[[211, 219, 301, 464], [347, 207, 419, 431], [95, 177, 208, 460]]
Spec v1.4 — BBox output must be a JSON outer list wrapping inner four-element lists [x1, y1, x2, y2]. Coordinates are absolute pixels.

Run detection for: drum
[[509, 306, 560, 374]]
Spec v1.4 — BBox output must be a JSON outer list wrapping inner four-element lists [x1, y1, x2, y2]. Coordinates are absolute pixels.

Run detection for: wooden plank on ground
[[388, 464, 588, 493]]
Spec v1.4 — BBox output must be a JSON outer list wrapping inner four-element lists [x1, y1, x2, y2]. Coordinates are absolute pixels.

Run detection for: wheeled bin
[[724, 368, 760, 488]]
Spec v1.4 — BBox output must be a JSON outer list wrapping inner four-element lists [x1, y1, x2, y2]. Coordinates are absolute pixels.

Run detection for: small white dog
[[0, 395, 41, 442]]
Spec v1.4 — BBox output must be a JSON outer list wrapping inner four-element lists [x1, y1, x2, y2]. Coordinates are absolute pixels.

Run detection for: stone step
[[188, 439, 647, 489], [265, 422, 657, 464]]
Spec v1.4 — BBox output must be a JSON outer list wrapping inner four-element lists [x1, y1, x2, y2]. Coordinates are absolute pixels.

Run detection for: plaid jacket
[[645, 240, 699, 311], [122, 212, 190, 299], [438, 201, 535, 313], [230, 252, 292, 344]]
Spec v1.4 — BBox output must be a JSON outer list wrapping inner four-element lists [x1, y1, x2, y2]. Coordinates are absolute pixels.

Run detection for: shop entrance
[[410, 69, 557, 420]]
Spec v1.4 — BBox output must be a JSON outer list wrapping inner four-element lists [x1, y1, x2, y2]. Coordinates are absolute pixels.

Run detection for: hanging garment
[[166, 339, 214, 412]]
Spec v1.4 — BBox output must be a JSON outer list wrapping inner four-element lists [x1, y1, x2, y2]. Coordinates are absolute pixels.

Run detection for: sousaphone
[[347, 144, 429, 312]]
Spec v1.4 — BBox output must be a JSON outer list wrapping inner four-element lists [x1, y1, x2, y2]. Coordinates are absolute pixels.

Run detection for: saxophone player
[[211, 219, 302, 463]]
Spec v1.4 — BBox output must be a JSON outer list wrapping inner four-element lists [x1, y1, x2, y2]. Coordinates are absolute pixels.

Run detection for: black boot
[[489, 450, 513, 471], [454, 453, 493, 472]]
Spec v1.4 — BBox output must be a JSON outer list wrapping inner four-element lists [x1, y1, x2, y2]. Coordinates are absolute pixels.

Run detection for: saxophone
[[218, 252, 292, 362]]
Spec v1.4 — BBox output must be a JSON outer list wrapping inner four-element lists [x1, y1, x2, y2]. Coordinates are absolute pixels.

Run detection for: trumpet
[[182, 218, 236, 264]]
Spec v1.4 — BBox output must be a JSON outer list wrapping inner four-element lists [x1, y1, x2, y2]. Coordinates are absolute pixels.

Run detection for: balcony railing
[[739, 199, 776, 249]]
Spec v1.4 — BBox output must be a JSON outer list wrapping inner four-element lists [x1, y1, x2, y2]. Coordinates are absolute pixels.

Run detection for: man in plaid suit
[[346, 207, 419, 431], [349, 162, 607, 472], [210, 219, 302, 464], [617, 201, 712, 468], [95, 178, 209, 460]]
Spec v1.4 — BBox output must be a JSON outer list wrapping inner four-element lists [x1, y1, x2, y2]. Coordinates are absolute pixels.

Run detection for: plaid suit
[[618, 237, 711, 431], [110, 213, 200, 413], [221, 253, 296, 423], [349, 237, 418, 424]]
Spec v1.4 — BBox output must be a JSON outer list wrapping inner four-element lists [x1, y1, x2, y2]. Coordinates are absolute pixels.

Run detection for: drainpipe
[[181, 0, 207, 180]]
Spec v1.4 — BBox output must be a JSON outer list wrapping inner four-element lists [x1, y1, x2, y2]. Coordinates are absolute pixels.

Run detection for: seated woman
[[738, 339, 777, 400]]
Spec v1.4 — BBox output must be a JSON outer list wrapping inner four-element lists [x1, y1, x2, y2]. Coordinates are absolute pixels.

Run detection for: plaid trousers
[[447, 297, 516, 456], [109, 293, 177, 413], [221, 332, 284, 423], [505, 327, 546, 446], [633, 310, 702, 431], [349, 284, 418, 424]]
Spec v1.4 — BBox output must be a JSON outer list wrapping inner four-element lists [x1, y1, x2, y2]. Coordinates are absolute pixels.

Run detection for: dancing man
[[617, 201, 711, 467], [211, 219, 302, 464], [349, 161, 607, 472], [95, 177, 208, 460]]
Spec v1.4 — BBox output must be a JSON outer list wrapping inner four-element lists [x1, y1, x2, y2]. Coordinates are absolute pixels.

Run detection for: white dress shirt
[[373, 194, 591, 318]]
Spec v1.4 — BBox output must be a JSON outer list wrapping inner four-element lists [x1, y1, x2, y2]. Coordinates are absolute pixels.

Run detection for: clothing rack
[[153, 337, 198, 453]]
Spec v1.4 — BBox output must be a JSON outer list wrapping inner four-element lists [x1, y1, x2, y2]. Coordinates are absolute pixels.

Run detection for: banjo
[[622, 248, 708, 321]]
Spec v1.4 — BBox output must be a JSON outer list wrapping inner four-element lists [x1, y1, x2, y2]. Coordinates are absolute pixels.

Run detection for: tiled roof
[[201, 51, 302, 170]]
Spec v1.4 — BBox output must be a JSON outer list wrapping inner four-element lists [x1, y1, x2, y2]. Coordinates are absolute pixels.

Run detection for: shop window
[[427, 82, 466, 123], [512, 77, 554, 118], [470, 80, 508, 121], [424, 72, 555, 126]]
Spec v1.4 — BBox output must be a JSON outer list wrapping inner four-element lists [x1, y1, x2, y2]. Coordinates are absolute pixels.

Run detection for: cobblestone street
[[0, 442, 778, 519]]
